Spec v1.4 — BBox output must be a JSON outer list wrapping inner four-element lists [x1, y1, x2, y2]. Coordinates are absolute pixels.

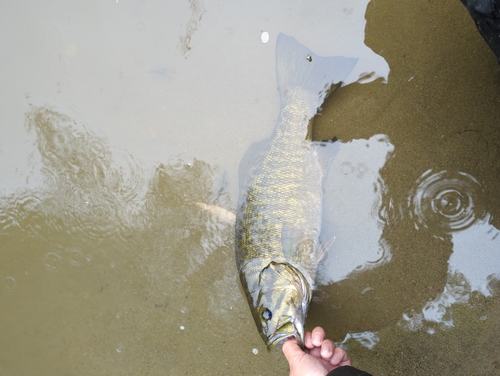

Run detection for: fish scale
[[235, 33, 357, 349]]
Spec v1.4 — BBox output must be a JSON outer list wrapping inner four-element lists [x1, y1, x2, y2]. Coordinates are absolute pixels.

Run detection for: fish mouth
[[266, 319, 305, 350]]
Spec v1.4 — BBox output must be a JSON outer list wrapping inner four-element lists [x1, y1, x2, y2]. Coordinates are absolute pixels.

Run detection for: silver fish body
[[235, 34, 357, 349]]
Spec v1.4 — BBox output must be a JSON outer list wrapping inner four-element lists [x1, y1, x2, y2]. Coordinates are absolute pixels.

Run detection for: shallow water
[[1, 0, 500, 375]]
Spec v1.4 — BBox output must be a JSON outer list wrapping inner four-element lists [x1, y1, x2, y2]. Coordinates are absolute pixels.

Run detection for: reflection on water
[[314, 166, 497, 362], [339, 331, 380, 350], [318, 134, 395, 285], [398, 169, 500, 333], [401, 271, 472, 332], [311, 143, 500, 363], [451, 215, 500, 296]]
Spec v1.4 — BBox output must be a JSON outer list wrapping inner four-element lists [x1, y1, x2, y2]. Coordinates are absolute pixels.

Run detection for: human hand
[[282, 326, 351, 376]]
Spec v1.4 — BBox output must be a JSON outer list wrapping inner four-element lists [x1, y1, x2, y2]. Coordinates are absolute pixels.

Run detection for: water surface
[[1, 0, 500, 375]]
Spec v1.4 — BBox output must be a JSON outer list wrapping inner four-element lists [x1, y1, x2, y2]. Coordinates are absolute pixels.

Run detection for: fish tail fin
[[275, 33, 358, 107]]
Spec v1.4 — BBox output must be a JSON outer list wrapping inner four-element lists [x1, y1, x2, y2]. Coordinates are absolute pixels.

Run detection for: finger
[[320, 339, 335, 359], [282, 338, 305, 365], [308, 346, 322, 359], [304, 331, 314, 349], [311, 326, 326, 347], [330, 346, 351, 367]]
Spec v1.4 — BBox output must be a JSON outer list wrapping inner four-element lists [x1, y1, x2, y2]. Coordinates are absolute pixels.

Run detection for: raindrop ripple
[[408, 170, 486, 233]]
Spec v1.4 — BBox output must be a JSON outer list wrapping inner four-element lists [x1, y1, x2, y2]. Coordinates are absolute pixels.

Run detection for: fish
[[235, 33, 357, 350]]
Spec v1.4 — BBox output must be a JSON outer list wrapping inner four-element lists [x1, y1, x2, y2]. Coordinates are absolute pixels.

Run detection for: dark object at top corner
[[460, 0, 500, 64]]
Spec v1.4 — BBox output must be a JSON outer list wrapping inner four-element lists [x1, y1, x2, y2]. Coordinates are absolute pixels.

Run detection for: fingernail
[[322, 344, 332, 357], [313, 333, 321, 344], [331, 353, 339, 364]]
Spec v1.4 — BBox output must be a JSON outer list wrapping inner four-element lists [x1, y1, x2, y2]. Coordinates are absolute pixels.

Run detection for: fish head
[[244, 261, 312, 350]]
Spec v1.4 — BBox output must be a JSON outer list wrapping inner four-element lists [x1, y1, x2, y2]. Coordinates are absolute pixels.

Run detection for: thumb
[[282, 338, 304, 364]]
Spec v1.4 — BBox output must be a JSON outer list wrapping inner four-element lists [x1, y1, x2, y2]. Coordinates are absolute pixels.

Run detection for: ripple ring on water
[[408, 170, 486, 233]]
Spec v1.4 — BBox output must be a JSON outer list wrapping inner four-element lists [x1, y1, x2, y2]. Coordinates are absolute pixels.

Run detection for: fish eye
[[261, 308, 272, 321]]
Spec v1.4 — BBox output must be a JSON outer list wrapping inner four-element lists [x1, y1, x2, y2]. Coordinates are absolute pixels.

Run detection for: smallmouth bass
[[235, 33, 357, 349]]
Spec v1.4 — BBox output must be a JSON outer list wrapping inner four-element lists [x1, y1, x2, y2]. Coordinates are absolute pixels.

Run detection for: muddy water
[[1, 0, 500, 375]]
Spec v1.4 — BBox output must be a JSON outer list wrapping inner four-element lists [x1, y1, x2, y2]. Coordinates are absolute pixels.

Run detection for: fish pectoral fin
[[281, 223, 315, 263], [193, 202, 236, 225], [281, 223, 299, 262], [316, 236, 336, 263]]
